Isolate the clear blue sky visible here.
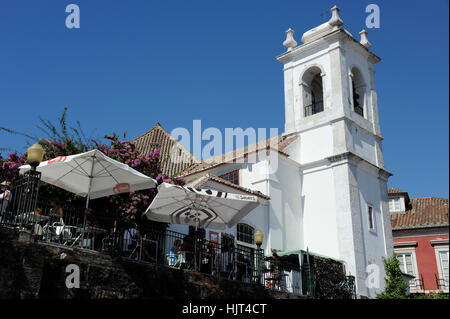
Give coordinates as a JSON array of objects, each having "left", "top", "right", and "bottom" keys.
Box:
[{"left": 0, "top": 0, "right": 448, "bottom": 198}]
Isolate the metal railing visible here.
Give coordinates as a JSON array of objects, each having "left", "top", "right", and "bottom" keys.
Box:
[
  {"left": 354, "top": 105, "right": 364, "bottom": 117},
  {"left": 409, "top": 274, "right": 424, "bottom": 291},
  {"left": 304, "top": 101, "right": 324, "bottom": 117},
  {"left": 435, "top": 273, "right": 449, "bottom": 291}
]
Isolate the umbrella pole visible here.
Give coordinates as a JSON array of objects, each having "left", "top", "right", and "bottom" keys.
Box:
[
  {"left": 80, "top": 155, "right": 95, "bottom": 248},
  {"left": 79, "top": 192, "right": 90, "bottom": 248}
]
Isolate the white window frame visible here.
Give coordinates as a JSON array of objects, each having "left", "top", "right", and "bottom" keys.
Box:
[
  {"left": 367, "top": 205, "right": 376, "bottom": 233},
  {"left": 389, "top": 197, "right": 402, "bottom": 212},
  {"left": 433, "top": 244, "right": 449, "bottom": 291},
  {"left": 235, "top": 223, "right": 257, "bottom": 249},
  {"left": 394, "top": 247, "right": 420, "bottom": 291}
]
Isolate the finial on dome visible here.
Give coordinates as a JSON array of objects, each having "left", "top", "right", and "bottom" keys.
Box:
[
  {"left": 359, "top": 29, "right": 372, "bottom": 48},
  {"left": 328, "top": 5, "right": 343, "bottom": 27},
  {"left": 283, "top": 28, "right": 297, "bottom": 51}
]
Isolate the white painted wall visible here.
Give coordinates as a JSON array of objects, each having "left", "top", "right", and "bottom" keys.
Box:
[
  {"left": 301, "top": 164, "right": 339, "bottom": 259},
  {"left": 352, "top": 126, "right": 377, "bottom": 167},
  {"left": 267, "top": 155, "right": 303, "bottom": 253},
  {"left": 299, "top": 124, "right": 333, "bottom": 164},
  {"left": 354, "top": 164, "right": 389, "bottom": 297}
]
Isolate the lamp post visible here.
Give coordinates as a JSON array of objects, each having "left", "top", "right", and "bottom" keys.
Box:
[
  {"left": 254, "top": 229, "right": 264, "bottom": 285},
  {"left": 27, "top": 142, "right": 45, "bottom": 171},
  {"left": 19, "top": 142, "right": 45, "bottom": 226}
]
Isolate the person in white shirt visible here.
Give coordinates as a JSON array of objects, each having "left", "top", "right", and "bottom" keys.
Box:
[{"left": 0, "top": 181, "right": 12, "bottom": 214}]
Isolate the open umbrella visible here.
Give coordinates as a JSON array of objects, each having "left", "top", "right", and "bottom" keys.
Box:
[
  {"left": 142, "top": 182, "right": 259, "bottom": 230},
  {"left": 19, "top": 149, "right": 157, "bottom": 246}
]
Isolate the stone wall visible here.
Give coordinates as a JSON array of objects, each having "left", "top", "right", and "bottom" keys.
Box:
[{"left": 0, "top": 227, "right": 304, "bottom": 299}]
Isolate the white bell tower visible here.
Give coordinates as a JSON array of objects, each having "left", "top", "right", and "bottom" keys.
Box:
[{"left": 277, "top": 6, "right": 394, "bottom": 298}]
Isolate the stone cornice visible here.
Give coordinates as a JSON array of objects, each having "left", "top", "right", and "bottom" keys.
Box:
[
  {"left": 326, "top": 151, "right": 392, "bottom": 179},
  {"left": 430, "top": 239, "right": 449, "bottom": 246},
  {"left": 394, "top": 241, "right": 418, "bottom": 248}
]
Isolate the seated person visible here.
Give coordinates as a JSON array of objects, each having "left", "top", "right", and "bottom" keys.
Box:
[
  {"left": 43, "top": 198, "right": 65, "bottom": 242},
  {"left": 243, "top": 255, "right": 253, "bottom": 277},
  {"left": 236, "top": 253, "right": 246, "bottom": 281},
  {"left": 179, "top": 235, "right": 194, "bottom": 266},
  {"left": 86, "top": 208, "right": 98, "bottom": 228},
  {"left": 123, "top": 223, "right": 140, "bottom": 252},
  {"left": 48, "top": 198, "right": 64, "bottom": 220}
]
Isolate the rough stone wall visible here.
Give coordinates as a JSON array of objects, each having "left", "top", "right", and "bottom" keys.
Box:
[{"left": 0, "top": 227, "right": 303, "bottom": 299}]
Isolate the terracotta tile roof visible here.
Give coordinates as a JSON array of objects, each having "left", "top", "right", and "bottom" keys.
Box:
[
  {"left": 388, "top": 187, "right": 407, "bottom": 194},
  {"left": 388, "top": 187, "right": 411, "bottom": 205},
  {"left": 188, "top": 173, "right": 271, "bottom": 201},
  {"left": 180, "top": 135, "right": 298, "bottom": 177},
  {"left": 390, "top": 197, "right": 449, "bottom": 230},
  {"left": 133, "top": 123, "right": 198, "bottom": 177}
]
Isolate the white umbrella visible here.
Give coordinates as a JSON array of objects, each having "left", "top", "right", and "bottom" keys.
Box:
[
  {"left": 19, "top": 149, "right": 157, "bottom": 245},
  {"left": 143, "top": 183, "right": 260, "bottom": 230}
]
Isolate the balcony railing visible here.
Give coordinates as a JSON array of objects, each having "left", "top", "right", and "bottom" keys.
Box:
[
  {"left": 435, "top": 273, "right": 449, "bottom": 291},
  {"left": 354, "top": 104, "right": 364, "bottom": 117},
  {"left": 304, "top": 101, "right": 324, "bottom": 117},
  {"left": 409, "top": 274, "right": 424, "bottom": 291}
]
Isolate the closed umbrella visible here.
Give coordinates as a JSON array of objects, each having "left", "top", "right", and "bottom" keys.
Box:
[{"left": 19, "top": 149, "right": 157, "bottom": 246}]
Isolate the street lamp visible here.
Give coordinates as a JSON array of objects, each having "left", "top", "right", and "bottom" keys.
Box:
[
  {"left": 27, "top": 142, "right": 45, "bottom": 171},
  {"left": 18, "top": 142, "right": 45, "bottom": 227},
  {"left": 254, "top": 229, "right": 264, "bottom": 248},
  {"left": 254, "top": 229, "right": 264, "bottom": 285}
]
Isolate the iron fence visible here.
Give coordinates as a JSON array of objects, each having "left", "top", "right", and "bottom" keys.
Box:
[{"left": 1, "top": 171, "right": 41, "bottom": 227}]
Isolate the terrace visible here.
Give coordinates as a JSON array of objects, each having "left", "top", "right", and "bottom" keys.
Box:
[{"left": 0, "top": 167, "right": 313, "bottom": 297}]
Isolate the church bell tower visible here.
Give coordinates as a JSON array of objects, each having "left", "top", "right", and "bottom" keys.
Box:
[{"left": 277, "top": 5, "right": 394, "bottom": 298}]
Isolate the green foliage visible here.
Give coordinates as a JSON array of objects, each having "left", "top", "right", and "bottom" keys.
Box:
[
  {"left": 93, "top": 134, "right": 183, "bottom": 226},
  {"left": 36, "top": 106, "right": 97, "bottom": 152},
  {"left": 376, "top": 256, "right": 408, "bottom": 299},
  {"left": 411, "top": 291, "right": 449, "bottom": 299},
  {"left": 1, "top": 107, "right": 99, "bottom": 152},
  {"left": 310, "top": 256, "right": 353, "bottom": 299}
]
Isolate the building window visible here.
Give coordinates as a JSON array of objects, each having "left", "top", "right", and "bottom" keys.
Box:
[
  {"left": 438, "top": 250, "right": 449, "bottom": 290},
  {"left": 220, "top": 170, "right": 239, "bottom": 185},
  {"left": 389, "top": 197, "right": 401, "bottom": 212},
  {"left": 302, "top": 66, "right": 324, "bottom": 117},
  {"left": 367, "top": 205, "right": 375, "bottom": 231},
  {"left": 350, "top": 67, "right": 366, "bottom": 117},
  {"left": 396, "top": 252, "right": 418, "bottom": 289},
  {"left": 237, "top": 223, "right": 254, "bottom": 245},
  {"left": 397, "top": 253, "right": 415, "bottom": 275}
]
